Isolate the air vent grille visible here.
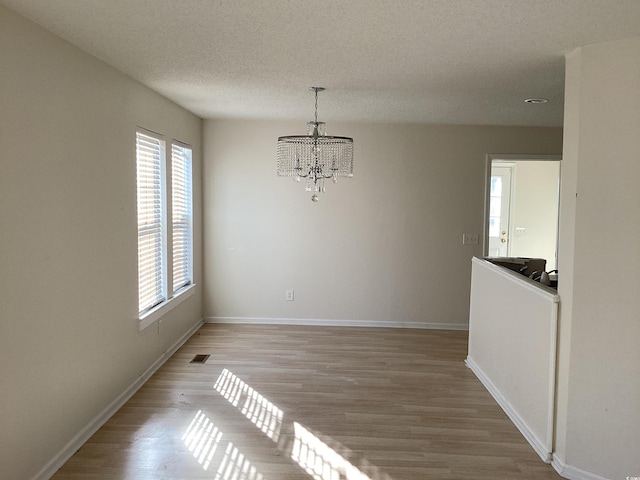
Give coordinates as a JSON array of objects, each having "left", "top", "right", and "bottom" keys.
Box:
[{"left": 190, "top": 354, "right": 210, "bottom": 364}]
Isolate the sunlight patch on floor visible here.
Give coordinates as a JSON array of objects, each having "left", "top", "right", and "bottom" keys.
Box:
[
  {"left": 291, "top": 422, "right": 372, "bottom": 480},
  {"left": 182, "top": 410, "right": 224, "bottom": 470},
  {"left": 204, "top": 368, "right": 380, "bottom": 480},
  {"left": 214, "top": 368, "right": 284, "bottom": 441},
  {"left": 215, "top": 442, "right": 265, "bottom": 480}
]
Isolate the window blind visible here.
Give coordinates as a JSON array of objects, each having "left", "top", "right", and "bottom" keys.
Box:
[
  {"left": 136, "top": 131, "right": 166, "bottom": 314},
  {"left": 171, "top": 143, "right": 193, "bottom": 292}
]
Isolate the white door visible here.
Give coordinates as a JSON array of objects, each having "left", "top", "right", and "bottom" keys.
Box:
[{"left": 487, "top": 166, "right": 513, "bottom": 256}]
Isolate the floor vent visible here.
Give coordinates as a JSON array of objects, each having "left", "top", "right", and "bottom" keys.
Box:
[{"left": 190, "top": 354, "right": 210, "bottom": 364}]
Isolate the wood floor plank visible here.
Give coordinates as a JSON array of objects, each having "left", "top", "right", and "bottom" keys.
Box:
[{"left": 52, "top": 324, "right": 563, "bottom": 479}]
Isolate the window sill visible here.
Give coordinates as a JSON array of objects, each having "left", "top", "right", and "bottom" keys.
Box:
[{"left": 138, "top": 284, "right": 196, "bottom": 331}]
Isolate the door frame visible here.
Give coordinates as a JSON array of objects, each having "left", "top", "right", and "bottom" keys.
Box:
[
  {"left": 488, "top": 163, "right": 515, "bottom": 257},
  {"left": 483, "top": 154, "right": 562, "bottom": 258}
]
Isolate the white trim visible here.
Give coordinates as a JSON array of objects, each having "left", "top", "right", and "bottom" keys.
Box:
[
  {"left": 465, "top": 355, "right": 551, "bottom": 463},
  {"left": 203, "top": 316, "right": 469, "bottom": 330},
  {"left": 552, "top": 454, "right": 610, "bottom": 480},
  {"left": 33, "top": 318, "right": 204, "bottom": 480},
  {"left": 138, "top": 283, "right": 196, "bottom": 331}
]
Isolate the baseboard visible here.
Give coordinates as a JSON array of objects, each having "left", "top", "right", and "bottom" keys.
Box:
[
  {"left": 552, "top": 455, "right": 610, "bottom": 480},
  {"left": 465, "top": 355, "right": 551, "bottom": 463},
  {"left": 203, "top": 316, "right": 468, "bottom": 330},
  {"left": 33, "top": 318, "right": 204, "bottom": 480}
]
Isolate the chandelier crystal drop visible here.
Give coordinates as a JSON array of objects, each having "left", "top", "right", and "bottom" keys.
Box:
[{"left": 277, "top": 87, "right": 354, "bottom": 201}]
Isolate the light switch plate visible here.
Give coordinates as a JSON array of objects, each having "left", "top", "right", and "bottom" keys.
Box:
[{"left": 462, "top": 233, "right": 479, "bottom": 245}]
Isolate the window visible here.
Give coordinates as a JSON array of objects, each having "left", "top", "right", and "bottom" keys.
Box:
[
  {"left": 136, "top": 130, "right": 166, "bottom": 314},
  {"left": 171, "top": 142, "right": 193, "bottom": 292},
  {"left": 136, "top": 129, "right": 194, "bottom": 329}
]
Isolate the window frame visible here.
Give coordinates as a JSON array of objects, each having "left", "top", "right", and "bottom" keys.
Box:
[{"left": 136, "top": 128, "right": 195, "bottom": 331}]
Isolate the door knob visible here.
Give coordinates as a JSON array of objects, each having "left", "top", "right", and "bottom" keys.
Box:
[{"left": 501, "top": 238, "right": 507, "bottom": 243}]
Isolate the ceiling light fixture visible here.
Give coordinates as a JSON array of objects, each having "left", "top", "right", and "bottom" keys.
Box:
[
  {"left": 524, "top": 98, "right": 549, "bottom": 104},
  {"left": 277, "top": 87, "right": 353, "bottom": 202}
]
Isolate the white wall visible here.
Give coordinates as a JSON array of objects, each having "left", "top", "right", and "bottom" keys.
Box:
[
  {"left": 203, "top": 120, "right": 562, "bottom": 328},
  {"left": 508, "top": 161, "right": 560, "bottom": 270},
  {"left": 0, "top": 7, "right": 202, "bottom": 479},
  {"left": 467, "top": 258, "right": 559, "bottom": 462},
  {"left": 556, "top": 37, "right": 640, "bottom": 478}
]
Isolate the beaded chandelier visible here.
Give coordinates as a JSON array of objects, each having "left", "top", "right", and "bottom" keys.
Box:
[{"left": 277, "top": 87, "right": 354, "bottom": 202}]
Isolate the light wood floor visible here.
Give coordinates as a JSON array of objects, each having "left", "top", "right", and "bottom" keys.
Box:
[{"left": 53, "top": 324, "right": 563, "bottom": 479}]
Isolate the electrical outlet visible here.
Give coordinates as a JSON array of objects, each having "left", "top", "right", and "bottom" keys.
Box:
[
  {"left": 285, "top": 289, "right": 295, "bottom": 301},
  {"left": 462, "top": 233, "right": 479, "bottom": 245}
]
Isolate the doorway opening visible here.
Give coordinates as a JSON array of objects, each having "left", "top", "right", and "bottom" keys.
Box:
[{"left": 484, "top": 155, "right": 561, "bottom": 271}]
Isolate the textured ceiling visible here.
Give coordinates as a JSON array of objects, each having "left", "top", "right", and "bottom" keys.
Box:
[{"left": 3, "top": 0, "right": 640, "bottom": 126}]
